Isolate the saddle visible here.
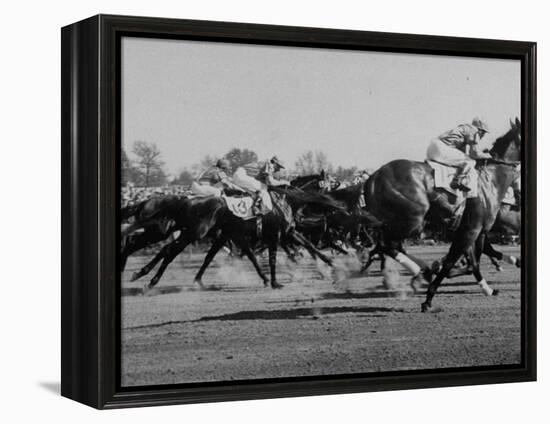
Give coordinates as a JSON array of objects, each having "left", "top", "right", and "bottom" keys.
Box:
[
  {"left": 426, "top": 160, "right": 478, "bottom": 199},
  {"left": 426, "top": 160, "right": 472, "bottom": 231}
]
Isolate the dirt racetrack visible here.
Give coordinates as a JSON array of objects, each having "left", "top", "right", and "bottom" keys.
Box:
[{"left": 121, "top": 244, "right": 521, "bottom": 387}]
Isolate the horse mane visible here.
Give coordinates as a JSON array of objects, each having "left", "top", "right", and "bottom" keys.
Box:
[
  {"left": 269, "top": 186, "right": 346, "bottom": 213},
  {"left": 328, "top": 183, "right": 363, "bottom": 210},
  {"left": 489, "top": 118, "right": 521, "bottom": 160},
  {"left": 290, "top": 173, "right": 323, "bottom": 189}
]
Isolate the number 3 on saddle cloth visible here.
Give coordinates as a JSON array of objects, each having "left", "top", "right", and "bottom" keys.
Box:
[
  {"left": 222, "top": 195, "right": 258, "bottom": 220},
  {"left": 426, "top": 160, "right": 479, "bottom": 229},
  {"left": 222, "top": 191, "right": 293, "bottom": 237}
]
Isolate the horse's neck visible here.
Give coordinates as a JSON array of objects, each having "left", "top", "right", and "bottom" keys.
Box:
[
  {"left": 298, "top": 178, "right": 318, "bottom": 191},
  {"left": 479, "top": 165, "right": 517, "bottom": 213}
]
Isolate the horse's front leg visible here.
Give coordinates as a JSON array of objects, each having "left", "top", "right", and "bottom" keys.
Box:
[
  {"left": 422, "top": 252, "right": 460, "bottom": 312},
  {"left": 193, "top": 235, "right": 229, "bottom": 289},
  {"left": 144, "top": 235, "right": 192, "bottom": 293},
  {"left": 268, "top": 240, "right": 283, "bottom": 289},
  {"left": 474, "top": 234, "right": 499, "bottom": 296},
  {"left": 238, "top": 242, "right": 270, "bottom": 287}
]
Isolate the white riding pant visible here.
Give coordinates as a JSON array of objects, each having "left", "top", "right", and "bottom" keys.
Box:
[
  {"left": 191, "top": 181, "right": 222, "bottom": 197},
  {"left": 427, "top": 139, "right": 476, "bottom": 178},
  {"left": 232, "top": 167, "right": 272, "bottom": 210}
]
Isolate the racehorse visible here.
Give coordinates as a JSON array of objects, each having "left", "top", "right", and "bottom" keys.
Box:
[
  {"left": 121, "top": 195, "right": 188, "bottom": 272},
  {"left": 291, "top": 170, "right": 331, "bottom": 193},
  {"left": 363, "top": 118, "right": 521, "bottom": 311},
  {"left": 292, "top": 174, "right": 379, "bottom": 251},
  {"left": 129, "top": 188, "right": 344, "bottom": 292}
]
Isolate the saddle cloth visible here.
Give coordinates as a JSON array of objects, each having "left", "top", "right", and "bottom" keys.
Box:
[
  {"left": 426, "top": 160, "right": 478, "bottom": 199},
  {"left": 222, "top": 194, "right": 273, "bottom": 220},
  {"left": 223, "top": 196, "right": 255, "bottom": 219}
]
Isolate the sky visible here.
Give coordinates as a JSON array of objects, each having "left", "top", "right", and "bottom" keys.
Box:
[{"left": 122, "top": 37, "right": 521, "bottom": 177}]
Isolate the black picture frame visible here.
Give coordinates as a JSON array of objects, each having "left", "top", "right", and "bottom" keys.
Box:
[{"left": 61, "top": 14, "right": 537, "bottom": 409}]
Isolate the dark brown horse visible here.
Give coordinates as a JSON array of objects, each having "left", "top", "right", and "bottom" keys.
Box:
[
  {"left": 129, "top": 188, "right": 342, "bottom": 292},
  {"left": 363, "top": 119, "right": 521, "bottom": 310},
  {"left": 121, "top": 195, "right": 189, "bottom": 272}
]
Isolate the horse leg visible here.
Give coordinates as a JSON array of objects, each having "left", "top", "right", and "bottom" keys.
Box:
[
  {"left": 422, "top": 217, "right": 486, "bottom": 311},
  {"left": 121, "top": 229, "right": 166, "bottom": 273},
  {"left": 238, "top": 242, "right": 270, "bottom": 287},
  {"left": 193, "top": 234, "right": 230, "bottom": 289},
  {"left": 291, "top": 230, "right": 333, "bottom": 266},
  {"left": 361, "top": 243, "right": 381, "bottom": 273},
  {"left": 145, "top": 235, "right": 193, "bottom": 292},
  {"left": 130, "top": 239, "right": 177, "bottom": 282},
  {"left": 268, "top": 240, "right": 283, "bottom": 289},
  {"left": 378, "top": 241, "right": 428, "bottom": 293},
  {"left": 421, "top": 249, "right": 462, "bottom": 312},
  {"left": 474, "top": 233, "right": 499, "bottom": 296},
  {"left": 483, "top": 237, "right": 520, "bottom": 268},
  {"left": 280, "top": 240, "right": 299, "bottom": 263}
]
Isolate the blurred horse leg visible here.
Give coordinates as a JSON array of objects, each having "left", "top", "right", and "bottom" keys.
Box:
[
  {"left": 193, "top": 234, "right": 230, "bottom": 289},
  {"left": 146, "top": 234, "right": 193, "bottom": 291}
]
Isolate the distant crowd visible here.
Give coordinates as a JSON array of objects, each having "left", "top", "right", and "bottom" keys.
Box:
[
  {"left": 122, "top": 184, "right": 190, "bottom": 207},
  {"left": 121, "top": 169, "right": 372, "bottom": 208}
]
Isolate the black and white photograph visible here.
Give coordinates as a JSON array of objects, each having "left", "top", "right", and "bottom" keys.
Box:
[{"left": 120, "top": 36, "right": 523, "bottom": 387}]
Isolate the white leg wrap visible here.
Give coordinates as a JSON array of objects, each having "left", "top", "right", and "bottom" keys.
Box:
[
  {"left": 478, "top": 278, "right": 494, "bottom": 296},
  {"left": 395, "top": 253, "right": 421, "bottom": 276},
  {"left": 505, "top": 256, "right": 518, "bottom": 266}
]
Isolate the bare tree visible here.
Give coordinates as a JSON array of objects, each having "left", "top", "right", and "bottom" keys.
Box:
[
  {"left": 132, "top": 141, "right": 167, "bottom": 187},
  {"left": 224, "top": 148, "right": 258, "bottom": 171},
  {"left": 294, "top": 150, "right": 333, "bottom": 175}
]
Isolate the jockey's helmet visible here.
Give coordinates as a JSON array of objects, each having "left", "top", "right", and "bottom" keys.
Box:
[
  {"left": 216, "top": 158, "right": 231, "bottom": 171},
  {"left": 472, "top": 117, "right": 490, "bottom": 133},
  {"left": 270, "top": 156, "right": 285, "bottom": 169}
]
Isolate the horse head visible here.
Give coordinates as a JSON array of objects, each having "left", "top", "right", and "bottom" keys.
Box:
[
  {"left": 291, "top": 171, "right": 331, "bottom": 193},
  {"left": 490, "top": 117, "right": 521, "bottom": 162}
]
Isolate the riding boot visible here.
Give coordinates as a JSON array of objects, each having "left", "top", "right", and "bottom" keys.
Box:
[
  {"left": 450, "top": 174, "right": 471, "bottom": 192},
  {"left": 252, "top": 191, "right": 262, "bottom": 215}
]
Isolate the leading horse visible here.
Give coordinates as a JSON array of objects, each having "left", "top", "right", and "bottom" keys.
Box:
[{"left": 364, "top": 118, "right": 521, "bottom": 310}]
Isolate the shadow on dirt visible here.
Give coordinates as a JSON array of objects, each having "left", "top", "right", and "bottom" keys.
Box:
[
  {"left": 197, "top": 305, "right": 404, "bottom": 322},
  {"left": 122, "top": 285, "right": 183, "bottom": 296},
  {"left": 320, "top": 291, "right": 413, "bottom": 300}
]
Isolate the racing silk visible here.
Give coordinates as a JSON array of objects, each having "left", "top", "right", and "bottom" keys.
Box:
[
  {"left": 438, "top": 123, "right": 480, "bottom": 152},
  {"left": 197, "top": 166, "right": 227, "bottom": 186}
]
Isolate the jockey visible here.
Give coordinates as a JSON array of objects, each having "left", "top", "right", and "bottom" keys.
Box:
[
  {"left": 233, "top": 156, "right": 290, "bottom": 213},
  {"left": 427, "top": 117, "right": 491, "bottom": 192},
  {"left": 191, "top": 159, "right": 242, "bottom": 197}
]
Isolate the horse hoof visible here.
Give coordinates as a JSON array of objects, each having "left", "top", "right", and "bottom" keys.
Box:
[
  {"left": 271, "top": 282, "right": 284, "bottom": 289},
  {"left": 262, "top": 279, "right": 270, "bottom": 287},
  {"left": 194, "top": 280, "right": 206, "bottom": 290},
  {"left": 516, "top": 259, "right": 521, "bottom": 268},
  {"left": 496, "top": 266, "right": 503, "bottom": 272},
  {"left": 142, "top": 284, "right": 151, "bottom": 295},
  {"left": 492, "top": 289, "right": 500, "bottom": 296},
  {"left": 130, "top": 272, "right": 140, "bottom": 282},
  {"left": 421, "top": 302, "right": 431, "bottom": 313}
]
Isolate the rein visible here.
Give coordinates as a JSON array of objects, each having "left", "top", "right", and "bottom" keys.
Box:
[{"left": 476, "top": 158, "right": 520, "bottom": 168}]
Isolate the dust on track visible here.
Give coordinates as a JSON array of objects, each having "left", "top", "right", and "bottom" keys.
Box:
[{"left": 121, "top": 245, "right": 522, "bottom": 387}]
